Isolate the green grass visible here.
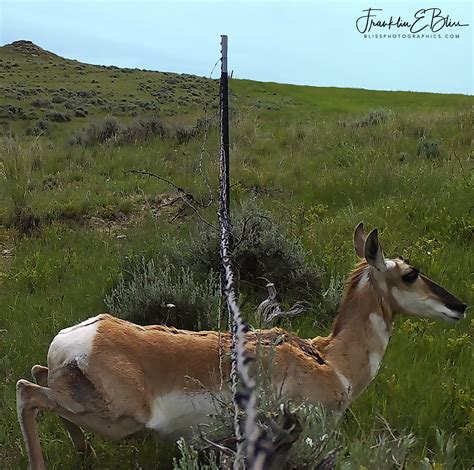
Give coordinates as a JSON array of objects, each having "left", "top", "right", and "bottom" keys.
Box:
[{"left": 0, "top": 40, "right": 473, "bottom": 468}]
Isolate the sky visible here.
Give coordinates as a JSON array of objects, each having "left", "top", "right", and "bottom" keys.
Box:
[{"left": 0, "top": 0, "right": 472, "bottom": 94}]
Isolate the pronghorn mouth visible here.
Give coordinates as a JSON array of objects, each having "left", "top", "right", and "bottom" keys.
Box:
[{"left": 443, "top": 311, "right": 465, "bottom": 322}]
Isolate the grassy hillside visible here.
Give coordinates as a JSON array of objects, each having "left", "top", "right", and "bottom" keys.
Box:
[{"left": 0, "top": 40, "right": 472, "bottom": 468}]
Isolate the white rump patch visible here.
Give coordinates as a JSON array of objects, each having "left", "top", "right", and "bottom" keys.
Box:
[
  {"left": 369, "top": 313, "right": 389, "bottom": 350},
  {"left": 58, "top": 315, "right": 102, "bottom": 334},
  {"left": 48, "top": 315, "right": 101, "bottom": 370},
  {"left": 146, "top": 392, "right": 222, "bottom": 437}
]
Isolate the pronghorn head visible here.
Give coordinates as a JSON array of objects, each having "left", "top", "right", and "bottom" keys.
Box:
[{"left": 353, "top": 223, "right": 467, "bottom": 323}]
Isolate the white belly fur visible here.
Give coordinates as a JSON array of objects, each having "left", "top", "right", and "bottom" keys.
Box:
[{"left": 146, "top": 391, "right": 224, "bottom": 437}]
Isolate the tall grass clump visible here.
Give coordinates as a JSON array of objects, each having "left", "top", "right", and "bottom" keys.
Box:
[
  {"left": 104, "top": 255, "right": 220, "bottom": 330},
  {"left": 24, "top": 119, "right": 50, "bottom": 137},
  {"left": 417, "top": 137, "right": 441, "bottom": 159},
  {"left": 0, "top": 138, "right": 40, "bottom": 233},
  {"left": 68, "top": 115, "right": 122, "bottom": 146}
]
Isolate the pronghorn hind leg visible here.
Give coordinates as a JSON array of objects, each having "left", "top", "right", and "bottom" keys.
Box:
[
  {"left": 31, "top": 365, "right": 94, "bottom": 457},
  {"left": 16, "top": 379, "right": 56, "bottom": 470}
]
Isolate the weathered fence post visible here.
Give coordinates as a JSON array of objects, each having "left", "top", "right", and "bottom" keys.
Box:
[
  {"left": 220, "top": 34, "right": 231, "bottom": 214},
  {"left": 218, "top": 35, "right": 268, "bottom": 470}
]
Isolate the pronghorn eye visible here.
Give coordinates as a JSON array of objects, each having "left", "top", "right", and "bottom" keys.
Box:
[{"left": 401, "top": 269, "right": 419, "bottom": 284}]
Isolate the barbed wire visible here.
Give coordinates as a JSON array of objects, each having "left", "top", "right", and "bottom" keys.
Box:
[
  {"left": 218, "top": 59, "right": 270, "bottom": 467},
  {"left": 218, "top": 189, "right": 260, "bottom": 468},
  {"left": 197, "top": 57, "right": 221, "bottom": 208}
]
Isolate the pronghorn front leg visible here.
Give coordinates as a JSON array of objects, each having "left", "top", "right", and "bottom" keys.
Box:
[
  {"left": 16, "top": 379, "right": 57, "bottom": 470},
  {"left": 31, "top": 365, "right": 93, "bottom": 456}
]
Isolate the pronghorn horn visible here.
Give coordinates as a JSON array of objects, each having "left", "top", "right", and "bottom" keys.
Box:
[{"left": 353, "top": 222, "right": 366, "bottom": 258}]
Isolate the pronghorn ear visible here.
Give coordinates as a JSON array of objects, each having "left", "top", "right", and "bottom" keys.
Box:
[
  {"left": 353, "top": 222, "right": 366, "bottom": 258},
  {"left": 364, "top": 229, "right": 386, "bottom": 271}
]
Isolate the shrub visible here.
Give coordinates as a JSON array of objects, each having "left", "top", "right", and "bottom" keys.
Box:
[
  {"left": 319, "top": 273, "right": 344, "bottom": 319},
  {"left": 119, "top": 116, "right": 168, "bottom": 144},
  {"left": 0, "top": 104, "right": 27, "bottom": 120},
  {"left": 104, "top": 256, "right": 220, "bottom": 330},
  {"left": 51, "top": 94, "right": 66, "bottom": 104},
  {"left": 31, "top": 98, "right": 52, "bottom": 108},
  {"left": 174, "top": 125, "right": 198, "bottom": 144},
  {"left": 45, "top": 111, "right": 71, "bottom": 123},
  {"left": 68, "top": 115, "right": 122, "bottom": 146},
  {"left": 74, "top": 109, "right": 87, "bottom": 118},
  {"left": 340, "top": 108, "right": 390, "bottom": 128},
  {"left": 64, "top": 101, "right": 77, "bottom": 110},
  {"left": 418, "top": 137, "right": 441, "bottom": 159},
  {"left": 77, "top": 90, "right": 95, "bottom": 98},
  {"left": 68, "top": 116, "right": 168, "bottom": 146},
  {"left": 184, "top": 200, "right": 321, "bottom": 301},
  {"left": 25, "top": 119, "right": 50, "bottom": 136}
]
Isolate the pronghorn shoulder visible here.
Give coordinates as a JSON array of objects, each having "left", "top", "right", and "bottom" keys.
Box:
[{"left": 253, "top": 328, "right": 326, "bottom": 365}]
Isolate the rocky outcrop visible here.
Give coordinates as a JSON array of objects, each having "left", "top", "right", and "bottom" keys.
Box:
[{"left": 2, "top": 40, "right": 58, "bottom": 58}]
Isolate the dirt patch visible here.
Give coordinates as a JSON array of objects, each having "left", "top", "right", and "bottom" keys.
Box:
[{"left": 86, "top": 192, "right": 193, "bottom": 236}]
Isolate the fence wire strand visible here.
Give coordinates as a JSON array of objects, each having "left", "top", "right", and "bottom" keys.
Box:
[{"left": 218, "top": 52, "right": 269, "bottom": 469}]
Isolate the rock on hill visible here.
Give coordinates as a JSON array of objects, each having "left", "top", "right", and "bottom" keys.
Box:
[{"left": 2, "top": 40, "right": 59, "bottom": 58}]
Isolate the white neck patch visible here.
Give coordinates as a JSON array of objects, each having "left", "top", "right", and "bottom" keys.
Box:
[
  {"left": 333, "top": 367, "right": 352, "bottom": 399},
  {"left": 372, "top": 270, "right": 388, "bottom": 293},
  {"left": 369, "top": 351, "right": 383, "bottom": 380},
  {"left": 358, "top": 269, "right": 370, "bottom": 290},
  {"left": 369, "top": 313, "right": 390, "bottom": 350},
  {"left": 367, "top": 313, "right": 390, "bottom": 380}
]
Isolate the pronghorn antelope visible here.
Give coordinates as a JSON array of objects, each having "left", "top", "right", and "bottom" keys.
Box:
[{"left": 17, "top": 224, "right": 467, "bottom": 469}]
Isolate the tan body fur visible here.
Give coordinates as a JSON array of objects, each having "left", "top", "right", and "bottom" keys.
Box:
[{"left": 16, "top": 224, "right": 466, "bottom": 469}]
